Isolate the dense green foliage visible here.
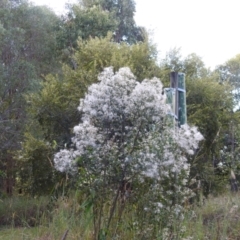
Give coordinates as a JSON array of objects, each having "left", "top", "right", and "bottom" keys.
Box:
[
  {"left": 57, "top": 0, "right": 144, "bottom": 67},
  {"left": 218, "top": 54, "right": 240, "bottom": 107},
  {"left": 0, "top": 0, "right": 61, "bottom": 194},
  {"left": 78, "top": 0, "right": 144, "bottom": 43},
  {"left": 1, "top": 1, "right": 240, "bottom": 237},
  {"left": 0, "top": 0, "right": 60, "bottom": 152}
]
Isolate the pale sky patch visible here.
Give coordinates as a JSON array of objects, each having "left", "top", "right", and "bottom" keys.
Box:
[{"left": 31, "top": 0, "right": 240, "bottom": 69}]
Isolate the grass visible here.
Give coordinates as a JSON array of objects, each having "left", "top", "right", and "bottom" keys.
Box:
[
  {"left": 181, "top": 193, "right": 240, "bottom": 240},
  {"left": 0, "top": 196, "right": 49, "bottom": 228},
  {"left": 1, "top": 192, "right": 240, "bottom": 239},
  {"left": 0, "top": 226, "right": 50, "bottom": 240}
]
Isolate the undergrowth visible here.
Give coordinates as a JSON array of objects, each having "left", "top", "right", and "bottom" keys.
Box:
[{"left": 1, "top": 192, "right": 240, "bottom": 239}]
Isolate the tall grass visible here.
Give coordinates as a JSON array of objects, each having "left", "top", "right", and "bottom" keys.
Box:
[
  {"left": 0, "top": 196, "right": 49, "bottom": 228},
  {"left": 181, "top": 193, "right": 240, "bottom": 240},
  {"left": 1, "top": 192, "right": 240, "bottom": 239}
]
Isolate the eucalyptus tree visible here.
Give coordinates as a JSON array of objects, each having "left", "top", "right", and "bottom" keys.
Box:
[
  {"left": 159, "top": 48, "right": 209, "bottom": 85},
  {"left": 187, "top": 74, "right": 233, "bottom": 195},
  {"left": 216, "top": 54, "right": 240, "bottom": 192},
  {"left": 217, "top": 54, "right": 240, "bottom": 108},
  {"left": 0, "top": 0, "right": 61, "bottom": 194},
  {"left": 57, "top": 3, "right": 117, "bottom": 50},
  {"left": 57, "top": 0, "right": 144, "bottom": 56},
  {"left": 0, "top": 0, "right": 60, "bottom": 148},
  {"left": 80, "top": 0, "right": 144, "bottom": 43}
]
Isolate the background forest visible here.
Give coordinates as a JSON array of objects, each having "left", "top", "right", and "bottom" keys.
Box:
[{"left": 1, "top": 0, "right": 240, "bottom": 239}]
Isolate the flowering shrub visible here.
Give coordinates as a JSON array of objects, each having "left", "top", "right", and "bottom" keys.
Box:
[{"left": 54, "top": 67, "right": 203, "bottom": 238}]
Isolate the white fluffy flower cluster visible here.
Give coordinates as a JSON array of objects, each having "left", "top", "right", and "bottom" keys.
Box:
[
  {"left": 54, "top": 149, "right": 76, "bottom": 173},
  {"left": 54, "top": 67, "right": 203, "bottom": 203},
  {"left": 177, "top": 124, "right": 204, "bottom": 155}
]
